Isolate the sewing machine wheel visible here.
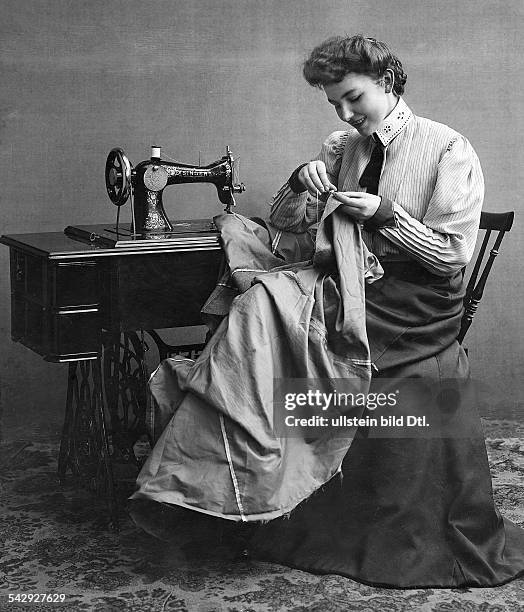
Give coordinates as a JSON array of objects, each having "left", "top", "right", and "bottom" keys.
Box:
[{"left": 105, "top": 148, "right": 132, "bottom": 206}]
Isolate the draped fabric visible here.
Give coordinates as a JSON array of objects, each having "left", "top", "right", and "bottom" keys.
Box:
[
  {"left": 250, "top": 342, "right": 524, "bottom": 588},
  {"left": 130, "top": 209, "right": 524, "bottom": 588},
  {"left": 130, "top": 207, "right": 383, "bottom": 521}
]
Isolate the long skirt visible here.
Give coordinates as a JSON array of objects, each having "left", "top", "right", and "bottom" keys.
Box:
[
  {"left": 130, "top": 230, "right": 524, "bottom": 588},
  {"left": 249, "top": 340, "right": 524, "bottom": 588},
  {"left": 248, "top": 261, "right": 524, "bottom": 588}
]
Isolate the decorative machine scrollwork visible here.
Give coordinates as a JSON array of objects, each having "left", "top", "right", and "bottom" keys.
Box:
[
  {"left": 57, "top": 359, "right": 119, "bottom": 529},
  {"left": 145, "top": 329, "right": 206, "bottom": 362},
  {"left": 57, "top": 329, "right": 209, "bottom": 531},
  {"left": 102, "top": 332, "right": 150, "bottom": 466}
]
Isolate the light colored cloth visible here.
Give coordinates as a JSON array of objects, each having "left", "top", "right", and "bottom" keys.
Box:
[
  {"left": 131, "top": 208, "right": 382, "bottom": 522},
  {"left": 269, "top": 97, "right": 484, "bottom": 276}
]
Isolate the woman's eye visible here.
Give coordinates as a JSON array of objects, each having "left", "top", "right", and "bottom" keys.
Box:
[{"left": 348, "top": 94, "right": 362, "bottom": 103}]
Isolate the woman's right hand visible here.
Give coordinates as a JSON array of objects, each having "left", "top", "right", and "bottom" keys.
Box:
[{"left": 298, "top": 161, "right": 337, "bottom": 197}]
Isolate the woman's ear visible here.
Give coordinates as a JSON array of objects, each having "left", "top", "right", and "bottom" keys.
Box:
[{"left": 384, "top": 69, "right": 395, "bottom": 94}]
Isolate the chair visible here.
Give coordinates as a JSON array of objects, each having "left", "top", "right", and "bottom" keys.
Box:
[{"left": 457, "top": 211, "right": 514, "bottom": 344}]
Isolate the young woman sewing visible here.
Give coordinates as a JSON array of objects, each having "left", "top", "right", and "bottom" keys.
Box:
[
  {"left": 130, "top": 35, "right": 524, "bottom": 588},
  {"left": 248, "top": 34, "right": 524, "bottom": 588}
]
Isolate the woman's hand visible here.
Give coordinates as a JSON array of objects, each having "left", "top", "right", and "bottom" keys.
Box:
[
  {"left": 332, "top": 191, "right": 381, "bottom": 221},
  {"left": 298, "top": 161, "right": 337, "bottom": 196}
]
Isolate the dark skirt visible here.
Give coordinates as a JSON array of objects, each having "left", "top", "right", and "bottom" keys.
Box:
[
  {"left": 364, "top": 259, "right": 466, "bottom": 372},
  {"left": 249, "top": 262, "right": 524, "bottom": 588},
  {"left": 130, "top": 254, "right": 524, "bottom": 588}
]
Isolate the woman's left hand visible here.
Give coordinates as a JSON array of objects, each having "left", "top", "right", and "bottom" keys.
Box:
[{"left": 332, "top": 191, "right": 381, "bottom": 221}]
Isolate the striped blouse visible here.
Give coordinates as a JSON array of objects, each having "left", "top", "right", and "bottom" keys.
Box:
[{"left": 268, "top": 97, "right": 484, "bottom": 276}]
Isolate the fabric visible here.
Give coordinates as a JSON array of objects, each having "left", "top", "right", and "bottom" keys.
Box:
[
  {"left": 246, "top": 98, "right": 524, "bottom": 586},
  {"left": 250, "top": 342, "right": 524, "bottom": 588},
  {"left": 362, "top": 195, "right": 395, "bottom": 231},
  {"left": 130, "top": 211, "right": 383, "bottom": 521},
  {"left": 130, "top": 95, "right": 524, "bottom": 588},
  {"left": 365, "top": 259, "right": 466, "bottom": 371},
  {"left": 269, "top": 97, "right": 484, "bottom": 276},
  {"left": 288, "top": 162, "right": 309, "bottom": 194}
]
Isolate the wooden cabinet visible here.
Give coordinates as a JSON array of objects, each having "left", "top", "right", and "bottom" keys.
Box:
[
  {"left": 9, "top": 250, "right": 102, "bottom": 361},
  {"left": 1, "top": 226, "right": 223, "bottom": 362},
  {"left": 101, "top": 250, "right": 222, "bottom": 332}
]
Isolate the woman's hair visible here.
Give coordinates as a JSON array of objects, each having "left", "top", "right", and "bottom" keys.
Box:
[{"left": 303, "top": 34, "right": 407, "bottom": 96}]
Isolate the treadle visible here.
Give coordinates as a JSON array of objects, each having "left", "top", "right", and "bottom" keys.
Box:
[
  {"left": 57, "top": 330, "right": 208, "bottom": 530},
  {"left": 58, "top": 359, "right": 119, "bottom": 530}
]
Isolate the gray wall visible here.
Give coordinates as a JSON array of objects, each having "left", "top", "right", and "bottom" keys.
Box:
[{"left": 1, "top": 0, "right": 523, "bottom": 434}]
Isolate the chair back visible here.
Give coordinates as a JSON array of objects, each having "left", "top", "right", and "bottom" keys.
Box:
[{"left": 457, "top": 211, "right": 514, "bottom": 344}]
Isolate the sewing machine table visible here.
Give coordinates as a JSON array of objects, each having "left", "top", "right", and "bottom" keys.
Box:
[{"left": 1, "top": 224, "right": 223, "bottom": 529}]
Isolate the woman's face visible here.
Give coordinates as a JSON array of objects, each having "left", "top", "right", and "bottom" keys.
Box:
[{"left": 323, "top": 72, "right": 396, "bottom": 136}]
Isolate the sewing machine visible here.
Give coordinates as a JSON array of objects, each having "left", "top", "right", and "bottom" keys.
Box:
[
  {"left": 65, "top": 145, "right": 245, "bottom": 247},
  {"left": 1, "top": 143, "right": 246, "bottom": 528}
]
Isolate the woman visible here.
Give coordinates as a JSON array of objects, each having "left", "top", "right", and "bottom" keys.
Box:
[
  {"left": 131, "top": 35, "right": 524, "bottom": 588},
  {"left": 248, "top": 34, "right": 524, "bottom": 588}
]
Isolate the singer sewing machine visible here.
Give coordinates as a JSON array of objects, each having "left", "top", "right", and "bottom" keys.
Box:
[
  {"left": 1, "top": 143, "right": 246, "bottom": 529},
  {"left": 65, "top": 145, "right": 245, "bottom": 246}
]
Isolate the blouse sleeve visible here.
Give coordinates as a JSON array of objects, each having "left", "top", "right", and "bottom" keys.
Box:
[
  {"left": 380, "top": 135, "right": 484, "bottom": 275},
  {"left": 268, "top": 131, "right": 349, "bottom": 233}
]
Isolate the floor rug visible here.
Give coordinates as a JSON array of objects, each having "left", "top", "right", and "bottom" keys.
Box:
[{"left": 0, "top": 418, "right": 523, "bottom": 611}]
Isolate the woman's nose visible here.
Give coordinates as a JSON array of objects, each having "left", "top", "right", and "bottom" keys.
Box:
[{"left": 338, "top": 104, "right": 353, "bottom": 122}]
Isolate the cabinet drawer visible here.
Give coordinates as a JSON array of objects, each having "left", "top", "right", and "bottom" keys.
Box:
[
  {"left": 9, "top": 248, "right": 103, "bottom": 361},
  {"left": 48, "top": 310, "right": 101, "bottom": 360},
  {"left": 11, "top": 298, "right": 101, "bottom": 361},
  {"left": 53, "top": 261, "right": 99, "bottom": 307}
]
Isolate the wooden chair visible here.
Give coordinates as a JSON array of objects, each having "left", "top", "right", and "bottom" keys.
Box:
[{"left": 457, "top": 211, "right": 514, "bottom": 344}]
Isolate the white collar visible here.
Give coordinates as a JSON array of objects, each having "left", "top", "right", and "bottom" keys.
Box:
[{"left": 374, "top": 97, "right": 412, "bottom": 147}]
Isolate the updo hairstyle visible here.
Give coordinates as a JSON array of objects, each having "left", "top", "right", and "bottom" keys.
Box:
[{"left": 303, "top": 34, "right": 407, "bottom": 96}]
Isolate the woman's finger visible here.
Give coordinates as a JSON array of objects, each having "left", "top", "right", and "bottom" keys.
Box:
[
  {"left": 302, "top": 164, "right": 325, "bottom": 194},
  {"left": 343, "top": 191, "right": 367, "bottom": 198},
  {"left": 315, "top": 164, "right": 337, "bottom": 192},
  {"left": 332, "top": 192, "right": 354, "bottom": 204},
  {"left": 333, "top": 191, "right": 365, "bottom": 199},
  {"left": 333, "top": 193, "right": 368, "bottom": 208}
]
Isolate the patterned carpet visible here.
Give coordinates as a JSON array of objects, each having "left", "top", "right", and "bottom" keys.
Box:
[{"left": 0, "top": 418, "right": 523, "bottom": 611}]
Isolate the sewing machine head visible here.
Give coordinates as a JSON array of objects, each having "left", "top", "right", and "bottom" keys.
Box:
[{"left": 105, "top": 145, "right": 245, "bottom": 235}]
